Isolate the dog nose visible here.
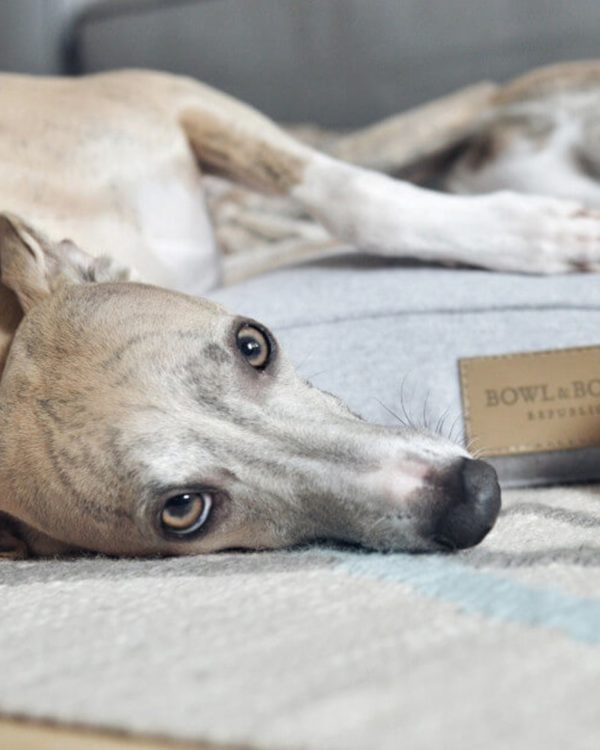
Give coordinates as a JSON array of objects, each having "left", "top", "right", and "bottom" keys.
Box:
[{"left": 433, "top": 458, "right": 501, "bottom": 550}]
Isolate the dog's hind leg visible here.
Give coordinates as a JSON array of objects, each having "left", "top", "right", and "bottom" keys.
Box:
[
  {"left": 327, "top": 82, "right": 497, "bottom": 174},
  {"left": 446, "top": 97, "right": 600, "bottom": 209},
  {"left": 178, "top": 80, "right": 600, "bottom": 273}
]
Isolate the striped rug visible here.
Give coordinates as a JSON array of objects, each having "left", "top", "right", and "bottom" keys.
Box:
[{"left": 1, "top": 483, "right": 599, "bottom": 750}]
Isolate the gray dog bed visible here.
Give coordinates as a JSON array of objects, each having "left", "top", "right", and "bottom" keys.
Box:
[{"left": 210, "top": 256, "right": 600, "bottom": 487}]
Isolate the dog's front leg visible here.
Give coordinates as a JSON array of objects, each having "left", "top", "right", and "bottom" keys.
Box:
[
  {"left": 294, "top": 158, "right": 600, "bottom": 272},
  {"left": 180, "top": 86, "right": 600, "bottom": 274}
]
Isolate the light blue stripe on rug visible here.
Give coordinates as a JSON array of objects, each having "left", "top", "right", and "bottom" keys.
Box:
[{"left": 332, "top": 553, "right": 600, "bottom": 645}]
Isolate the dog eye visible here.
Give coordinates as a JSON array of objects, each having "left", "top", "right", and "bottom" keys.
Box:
[
  {"left": 236, "top": 324, "right": 271, "bottom": 369},
  {"left": 161, "top": 492, "right": 212, "bottom": 536}
]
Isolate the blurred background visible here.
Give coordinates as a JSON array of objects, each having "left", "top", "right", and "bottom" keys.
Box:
[{"left": 1, "top": 0, "right": 600, "bottom": 128}]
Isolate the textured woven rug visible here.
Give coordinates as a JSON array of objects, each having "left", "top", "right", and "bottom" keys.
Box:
[{"left": 2, "top": 483, "right": 600, "bottom": 749}]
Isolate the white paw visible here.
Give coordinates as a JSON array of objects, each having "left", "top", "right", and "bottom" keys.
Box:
[{"left": 481, "top": 192, "right": 600, "bottom": 274}]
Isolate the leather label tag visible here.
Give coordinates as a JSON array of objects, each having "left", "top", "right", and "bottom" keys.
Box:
[{"left": 459, "top": 346, "right": 600, "bottom": 456}]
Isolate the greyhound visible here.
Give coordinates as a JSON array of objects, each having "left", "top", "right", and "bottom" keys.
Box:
[{"left": 0, "top": 61, "right": 598, "bottom": 559}]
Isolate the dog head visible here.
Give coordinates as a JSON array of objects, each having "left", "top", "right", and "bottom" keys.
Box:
[{"left": 0, "top": 214, "right": 500, "bottom": 559}]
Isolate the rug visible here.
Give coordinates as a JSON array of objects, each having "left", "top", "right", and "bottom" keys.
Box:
[{"left": 1, "top": 483, "right": 600, "bottom": 750}]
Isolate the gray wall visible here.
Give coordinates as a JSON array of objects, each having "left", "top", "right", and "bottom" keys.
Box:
[
  {"left": 1, "top": 0, "right": 600, "bottom": 126},
  {"left": 74, "top": 0, "right": 600, "bottom": 126}
]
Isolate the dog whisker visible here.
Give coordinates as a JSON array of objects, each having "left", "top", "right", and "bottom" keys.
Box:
[
  {"left": 294, "top": 352, "right": 315, "bottom": 372},
  {"left": 374, "top": 397, "right": 410, "bottom": 427},
  {"left": 434, "top": 408, "right": 450, "bottom": 437},
  {"left": 399, "top": 374, "right": 418, "bottom": 430},
  {"left": 305, "top": 368, "right": 331, "bottom": 381},
  {"left": 421, "top": 390, "right": 432, "bottom": 432},
  {"left": 447, "top": 413, "right": 463, "bottom": 443},
  {"left": 466, "top": 435, "right": 485, "bottom": 459}
]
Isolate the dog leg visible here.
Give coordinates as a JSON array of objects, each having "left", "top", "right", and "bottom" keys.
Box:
[
  {"left": 327, "top": 81, "right": 497, "bottom": 173},
  {"left": 180, "top": 84, "right": 600, "bottom": 273},
  {"left": 448, "top": 136, "right": 600, "bottom": 208}
]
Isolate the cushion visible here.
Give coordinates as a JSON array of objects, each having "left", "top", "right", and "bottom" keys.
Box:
[{"left": 209, "top": 256, "right": 600, "bottom": 487}]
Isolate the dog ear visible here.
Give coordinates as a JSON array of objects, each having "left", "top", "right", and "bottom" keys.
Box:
[
  {"left": 0, "top": 212, "right": 132, "bottom": 313},
  {"left": 0, "top": 513, "right": 29, "bottom": 560}
]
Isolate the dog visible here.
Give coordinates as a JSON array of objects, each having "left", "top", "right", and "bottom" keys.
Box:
[
  {"left": 214, "top": 60, "right": 600, "bottom": 279},
  {"left": 1, "top": 60, "right": 597, "bottom": 559}
]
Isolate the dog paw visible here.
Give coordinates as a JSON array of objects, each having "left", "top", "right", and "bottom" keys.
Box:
[{"left": 482, "top": 192, "right": 600, "bottom": 273}]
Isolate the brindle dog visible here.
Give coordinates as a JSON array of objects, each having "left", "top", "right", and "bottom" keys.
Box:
[
  {"left": 0, "top": 215, "right": 499, "bottom": 557},
  {"left": 2, "top": 61, "right": 599, "bottom": 558}
]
